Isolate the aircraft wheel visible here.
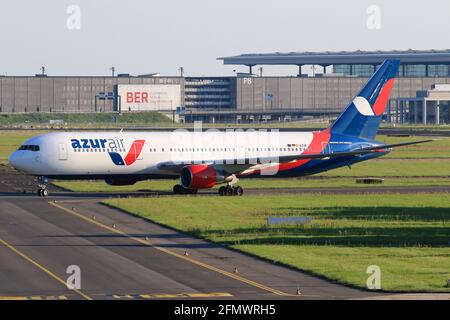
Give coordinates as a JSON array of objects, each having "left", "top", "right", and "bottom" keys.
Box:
[
  {"left": 37, "top": 188, "right": 48, "bottom": 197},
  {"left": 234, "top": 186, "right": 244, "bottom": 196},
  {"left": 173, "top": 184, "right": 184, "bottom": 195},
  {"left": 225, "top": 186, "right": 233, "bottom": 196}
]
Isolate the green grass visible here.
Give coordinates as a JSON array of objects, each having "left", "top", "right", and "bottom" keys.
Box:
[
  {"left": 104, "top": 194, "right": 450, "bottom": 292},
  {"left": 0, "top": 130, "right": 49, "bottom": 164},
  {"left": 379, "top": 123, "right": 450, "bottom": 130},
  {"left": 238, "top": 245, "right": 450, "bottom": 292},
  {"left": 0, "top": 112, "right": 171, "bottom": 128},
  {"left": 318, "top": 158, "right": 450, "bottom": 177},
  {"left": 379, "top": 136, "right": 450, "bottom": 159},
  {"left": 53, "top": 176, "right": 450, "bottom": 193}
]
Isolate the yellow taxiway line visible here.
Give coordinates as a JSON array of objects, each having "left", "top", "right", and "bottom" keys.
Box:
[
  {"left": 49, "top": 201, "right": 292, "bottom": 297},
  {"left": 0, "top": 295, "right": 68, "bottom": 300},
  {"left": 110, "top": 292, "right": 232, "bottom": 299},
  {"left": 0, "top": 238, "right": 92, "bottom": 300}
]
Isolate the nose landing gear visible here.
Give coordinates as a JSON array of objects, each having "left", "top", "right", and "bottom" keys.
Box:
[
  {"left": 37, "top": 176, "right": 49, "bottom": 197},
  {"left": 38, "top": 188, "right": 49, "bottom": 197}
]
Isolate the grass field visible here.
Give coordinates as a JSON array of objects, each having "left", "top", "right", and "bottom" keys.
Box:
[
  {"left": 0, "top": 130, "right": 49, "bottom": 164},
  {"left": 104, "top": 194, "right": 450, "bottom": 292},
  {"left": 1, "top": 112, "right": 450, "bottom": 130},
  {"left": 53, "top": 176, "right": 450, "bottom": 193},
  {"left": 0, "top": 112, "right": 171, "bottom": 128},
  {"left": 380, "top": 136, "right": 450, "bottom": 158}
]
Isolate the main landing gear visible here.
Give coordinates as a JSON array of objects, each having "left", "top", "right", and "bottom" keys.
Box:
[
  {"left": 218, "top": 185, "right": 243, "bottom": 196},
  {"left": 37, "top": 176, "right": 49, "bottom": 197},
  {"left": 173, "top": 184, "right": 198, "bottom": 195},
  {"left": 218, "top": 174, "right": 243, "bottom": 196}
]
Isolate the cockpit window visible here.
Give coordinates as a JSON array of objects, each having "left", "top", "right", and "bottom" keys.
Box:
[{"left": 18, "top": 145, "right": 40, "bottom": 152}]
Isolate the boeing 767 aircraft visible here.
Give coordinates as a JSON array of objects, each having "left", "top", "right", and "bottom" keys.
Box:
[{"left": 9, "top": 60, "right": 430, "bottom": 197}]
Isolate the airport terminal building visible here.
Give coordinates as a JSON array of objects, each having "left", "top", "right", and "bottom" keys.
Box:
[{"left": 1, "top": 49, "right": 450, "bottom": 124}]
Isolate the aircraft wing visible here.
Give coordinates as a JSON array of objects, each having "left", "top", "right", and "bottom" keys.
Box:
[{"left": 157, "top": 139, "right": 433, "bottom": 175}]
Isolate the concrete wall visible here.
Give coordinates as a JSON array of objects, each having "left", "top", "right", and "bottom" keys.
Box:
[
  {"left": 236, "top": 76, "right": 450, "bottom": 114},
  {"left": 2, "top": 74, "right": 450, "bottom": 118},
  {"left": 0, "top": 76, "right": 184, "bottom": 113}
]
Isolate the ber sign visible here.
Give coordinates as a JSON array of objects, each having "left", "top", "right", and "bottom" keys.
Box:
[{"left": 117, "top": 84, "right": 181, "bottom": 111}]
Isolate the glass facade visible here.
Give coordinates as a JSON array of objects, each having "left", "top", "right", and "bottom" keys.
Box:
[
  {"left": 184, "top": 78, "right": 234, "bottom": 109},
  {"left": 333, "top": 64, "right": 350, "bottom": 75},
  {"left": 334, "top": 63, "right": 450, "bottom": 77},
  {"left": 404, "top": 64, "right": 426, "bottom": 77},
  {"left": 352, "top": 64, "right": 376, "bottom": 77},
  {"left": 334, "top": 64, "right": 376, "bottom": 76},
  {"left": 428, "top": 64, "right": 449, "bottom": 77}
]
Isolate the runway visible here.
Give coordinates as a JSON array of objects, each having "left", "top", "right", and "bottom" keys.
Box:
[{"left": 0, "top": 166, "right": 448, "bottom": 300}]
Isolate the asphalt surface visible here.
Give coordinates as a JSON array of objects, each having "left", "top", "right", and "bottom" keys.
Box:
[{"left": 0, "top": 165, "right": 448, "bottom": 300}]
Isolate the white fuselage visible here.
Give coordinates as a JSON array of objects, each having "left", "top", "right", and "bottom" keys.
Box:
[{"left": 9, "top": 131, "right": 319, "bottom": 178}]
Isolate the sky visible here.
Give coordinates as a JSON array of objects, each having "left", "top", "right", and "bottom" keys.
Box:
[{"left": 0, "top": 0, "right": 449, "bottom": 76}]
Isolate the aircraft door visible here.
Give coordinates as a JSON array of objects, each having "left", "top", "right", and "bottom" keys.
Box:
[{"left": 59, "top": 143, "right": 68, "bottom": 160}]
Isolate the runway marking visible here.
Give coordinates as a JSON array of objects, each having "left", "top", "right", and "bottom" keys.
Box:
[
  {"left": 0, "top": 238, "right": 92, "bottom": 300},
  {"left": 108, "top": 292, "right": 232, "bottom": 299},
  {"left": 0, "top": 295, "right": 68, "bottom": 300},
  {"left": 48, "top": 201, "right": 293, "bottom": 297}
]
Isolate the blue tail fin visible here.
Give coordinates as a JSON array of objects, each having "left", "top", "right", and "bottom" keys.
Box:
[{"left": 330, "top": 59, "right": 400, "bottom": 139}]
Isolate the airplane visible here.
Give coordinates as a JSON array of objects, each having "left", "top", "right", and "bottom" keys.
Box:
[{"left": 9, "top": 59, "right": 431, "bottom": 197}]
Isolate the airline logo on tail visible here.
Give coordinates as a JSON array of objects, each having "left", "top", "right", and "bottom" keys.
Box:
[
  {"left": 353, "top": 78, "right": 396, "bottom": 116},
  {"left": 109, "top": 140, "right": 145, "bottom": 166}
]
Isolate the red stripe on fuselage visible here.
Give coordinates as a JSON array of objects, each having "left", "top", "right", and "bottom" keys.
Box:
[
  {"left": 372, "top": 78, "right": 395, "bottom": 116},
  {"left": 240, "top": 129, "right": 331, "bottom": 176},
  {"left": 276, "top": 128, "right": 331, "bottom": 171},
  {"left": 124, "top": 140, "right": 145, "bottom": 166}
]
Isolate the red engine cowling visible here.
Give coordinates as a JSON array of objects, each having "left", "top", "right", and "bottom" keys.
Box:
[{"left": 180, "top": 165, "right": 223, "bottom": 189}]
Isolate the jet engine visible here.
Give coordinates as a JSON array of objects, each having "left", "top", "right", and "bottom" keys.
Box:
[{"left": 180, "top": 164, "right": 228, "bottom": 189}]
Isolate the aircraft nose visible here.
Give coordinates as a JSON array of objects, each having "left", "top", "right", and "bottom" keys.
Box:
[
  {"left": 8, "top": 151, "right": 18, "bottom": 168},
  {"left": 8, "top": 151, "right": 29, "bottom": 172}
]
